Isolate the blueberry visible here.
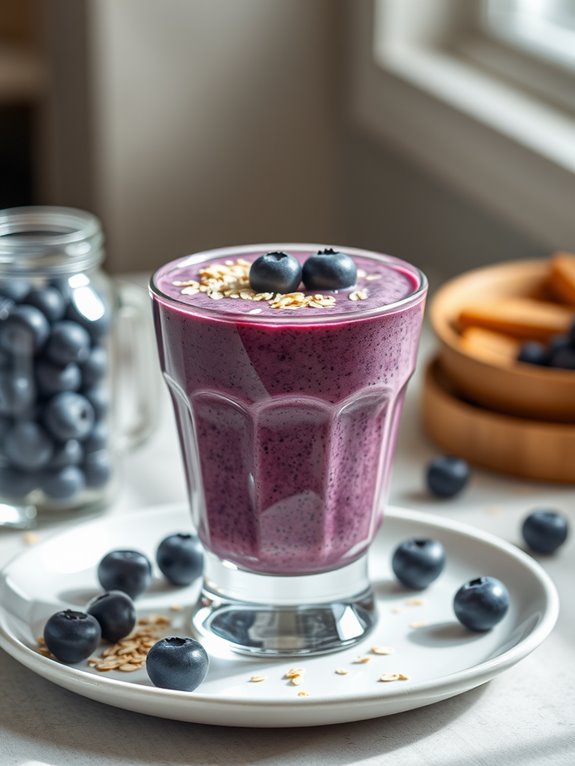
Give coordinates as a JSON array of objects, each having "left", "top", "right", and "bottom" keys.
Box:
[
  {"left": 0, "top": 305, "right": 50, "bottom": 355},
  {"left": 0, "top": 296, "right": 14, "bottom": 321},
  {"left": 36, "top": 360, "right": 81, "bottom": 396},
  {"left": 25, "top": 287, "right": 66, "bottom": 322},
  {"left": 517, "top": 341, "right": 548, "bottom": 366},
  {"left": 0, "top": 465, "right": 37, "bottom": 498},
  {"left": 453, "top": 576, "right": 510, "bottom": 631},
  {"left": 146, "top": 637, "right": 209, "bottom": 691},
  {"left": 80, "top": 346, "right": 107, "bottom": 386},
  {"left": 0, "top": 370, "right": 35, "bottom": 416},
  {"left": 426, "top": 455, "right": 470, "bottom": 498},
  {"left": 45, "top": 321, "right": 91, "bottom": 365},
  {"left": 5, "top": 421, "right": 53, "bottom": 471},
  {"left": 43, "top": 391, "right": 95, "bottom": 441},
  {"left": 86, "top": 590, "right": 136, "bottom": 642},
  {"left": 0, "top": 415, "right": 9, "bottom": 439},
  {"left": 97, "top": 550, "right": 152, "bottom": 599},
  {"left": 0, "top": 279, "right": 29, "bottom": 303},
  {"left": 84, "top": 450, "right": 112, "bottom": 488},
  {"left": 43, "top": 609, "right": 101, "bottom": 664},
  {"left": 156, "top": 533, "right": 204, "bottom": 587},
  {"left": 521, "top": 509, "right": 569, "bottom": 554},
  {"left": 391, "top": 538, "right": 446, "bottom": 590},
  {"left": 67, "top": 286, "right": 111, "bottom": 339},
  {"left": 41, "top": 464, "right": 85, "bottom": 500},
  {"left": 83, "top": 384, "right": 108, "bottom": 419},
  {"left": 84, "top": 420, "right": 108, "bottom": 453},
  {"left": 249, "top": 252, "right": 302, "bottom": 293},
  {"left": 549, "top": 347, "right": 575, "bottom": 370},
  {"left": 302, "top": 248, "right": 357, "bottom": 290},
  {"left": 49, "top": 439, "right": 83, "bottom": 467}
]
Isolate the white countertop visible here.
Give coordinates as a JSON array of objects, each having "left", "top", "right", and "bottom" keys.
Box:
[{"left": 0, "top": 312, "right": 574, "bottom": 766}]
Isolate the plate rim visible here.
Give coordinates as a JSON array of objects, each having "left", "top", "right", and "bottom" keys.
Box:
[{"left": 0, "top": 503, "right": 560, "bottom": 716}]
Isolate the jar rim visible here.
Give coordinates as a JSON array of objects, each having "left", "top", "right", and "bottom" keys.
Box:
[{"left": 0, "top": 206, "right": 104, "bottom": 275}]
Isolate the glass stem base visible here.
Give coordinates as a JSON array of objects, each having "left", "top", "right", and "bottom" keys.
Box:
[{"left": 192, "top": 552, "right": 377, "bottom": 657}]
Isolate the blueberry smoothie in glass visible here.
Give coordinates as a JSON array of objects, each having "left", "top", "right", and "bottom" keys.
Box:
[{"left": 151, "top": 244, "right": 427, "bottom": 655}]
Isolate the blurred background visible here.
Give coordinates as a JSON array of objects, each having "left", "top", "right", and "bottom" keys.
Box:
[{"left": 1, "top": 0, "right": 574, "bottom": 278}]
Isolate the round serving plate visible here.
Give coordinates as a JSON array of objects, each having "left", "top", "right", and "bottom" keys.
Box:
[{"left": 0, "top": 503, "right": 558, "bottom": 727}]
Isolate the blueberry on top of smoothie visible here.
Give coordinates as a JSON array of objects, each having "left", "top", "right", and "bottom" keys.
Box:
[
  {"left": 249, "top": 252, "right": 302, "bottom": 293},
  {"left": 302, "top": 248, "right": 357, "bottom": 290}
]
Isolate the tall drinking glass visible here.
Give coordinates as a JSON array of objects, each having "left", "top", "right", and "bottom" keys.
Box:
[{"left": 150, "top": 244, "right": 427, "bottom": 656}]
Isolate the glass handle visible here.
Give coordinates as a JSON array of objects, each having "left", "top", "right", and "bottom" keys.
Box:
[{"left": 113, "top": 280, "right": 160, "bottom": 451}]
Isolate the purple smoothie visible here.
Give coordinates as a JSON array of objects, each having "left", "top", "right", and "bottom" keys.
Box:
[{"left": 151, "top": 245, "right": 426, "bottom": 575}]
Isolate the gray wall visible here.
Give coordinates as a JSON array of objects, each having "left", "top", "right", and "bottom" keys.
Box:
[
  {"left": 342, "top": 128, "right": 545, "bottom": 290},
  {"left": 40, "top": 0, "right": 546, "bottom": 280}
]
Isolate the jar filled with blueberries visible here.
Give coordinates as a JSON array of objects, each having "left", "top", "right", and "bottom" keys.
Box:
[{"left": 0, "top": 207, "right": 156, "bottom": 518}]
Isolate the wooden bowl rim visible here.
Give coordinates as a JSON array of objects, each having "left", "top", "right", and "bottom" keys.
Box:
[{"left": 430, "top": 259, "right": 575, "bottom": 384}]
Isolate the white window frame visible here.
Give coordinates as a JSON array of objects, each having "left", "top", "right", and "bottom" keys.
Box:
[{"left": 348, "top": 0, "right": 575, "bottom": 248}]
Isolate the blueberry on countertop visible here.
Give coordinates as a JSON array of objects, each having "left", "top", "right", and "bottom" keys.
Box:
[
  {"left": 97, "top": 549, "right": 152, "bottom": 599},
  {"left": 391, "top": 538, "right": 446, "bottom": 590},
  {"left": 453, "top": 576, "right": 509, "bottom": 631},
  {"left": 156, "top": 532, "right": 204, "bottom": 587},
  {"left": 521, "top": 509, "right": 569, "bottom": 554},
  {"left": 302, "top": 248, "right": 357, "bottom": 291},
  {"left": 146, "top": 637, "right": 209, "bottom": 691},
  {"left": 426, "top": 455, "right": 470, "bottom": 498},
  {"left": 249, "top": 252, "right": 302, "bottom": 294},
  {"left": 43, "top": 609, "right": 101, "bottom": 663},
  {"left": 87, "top": 590, "right": 136, "bottom": 642}
]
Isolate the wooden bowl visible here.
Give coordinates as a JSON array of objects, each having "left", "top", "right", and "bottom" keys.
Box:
[
  {"left": 422, "top": 358, "right": 575, "bottom": 483},
  {"left": 429, "top": 259, "right": 575, "bottom": 422}
]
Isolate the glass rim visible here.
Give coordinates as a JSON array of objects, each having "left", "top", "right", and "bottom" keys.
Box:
[{"left": 149, "top": 243, "right": 428, "bottom": 326}]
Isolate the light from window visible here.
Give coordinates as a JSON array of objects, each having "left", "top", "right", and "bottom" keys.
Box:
[{"left": 485, "top": 0, "right": 575, "bottom": 69}]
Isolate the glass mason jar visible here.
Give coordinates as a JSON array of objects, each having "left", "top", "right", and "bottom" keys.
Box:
[{"left": 0, "top": 206, "right": 155, "bottom": 523}]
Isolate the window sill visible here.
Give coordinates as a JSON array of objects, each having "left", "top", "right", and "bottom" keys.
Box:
[{"left": 349, "top": 4, "right": 575, "bottom": 248}]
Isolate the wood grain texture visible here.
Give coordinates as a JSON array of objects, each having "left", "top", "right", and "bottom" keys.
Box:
[{"left": 422, "top": 358, "right": 575, "bottom": 484}]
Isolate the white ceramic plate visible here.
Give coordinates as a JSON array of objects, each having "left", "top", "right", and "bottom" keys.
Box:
[{"left": 0, "top": 504, "right": 558, "bottom": 728}]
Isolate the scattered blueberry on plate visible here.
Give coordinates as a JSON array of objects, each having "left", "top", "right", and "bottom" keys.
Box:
[
  {"left": 426, "top": 455, "right": 470, "bottom": 498},
  {"left": 156, "top": 532, "right": 204, "bottom": 586},
  {"left": 391, "top": 538, "right": 446, "bottom": 590},
  {"left": 87, "top": 590, "right": 137, "bottom": 642},
  {"left": 521, "top": 509, "right": 569, "bottom": 554},
  {"left": 146, "top": 637, "right": 209, "bottom": 691},
  {"left": 43, "top": 609, "right": 101, "bottom": 663},
  {"left": 97, "top": 549, "right": 152, "bottom": 599},
  {"left": 249, "top": 252, "right": 302, "bottom": 294},
  {"left": 301, "top": 248, "right": 357, "bottom": 290},
  {"left": 453, "top": 576, "right": 509, "bottom": 631}
]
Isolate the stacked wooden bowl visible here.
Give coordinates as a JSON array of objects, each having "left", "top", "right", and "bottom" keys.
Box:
[{"left": 424, "top": 255, "right": 575, "bottom": 483}]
